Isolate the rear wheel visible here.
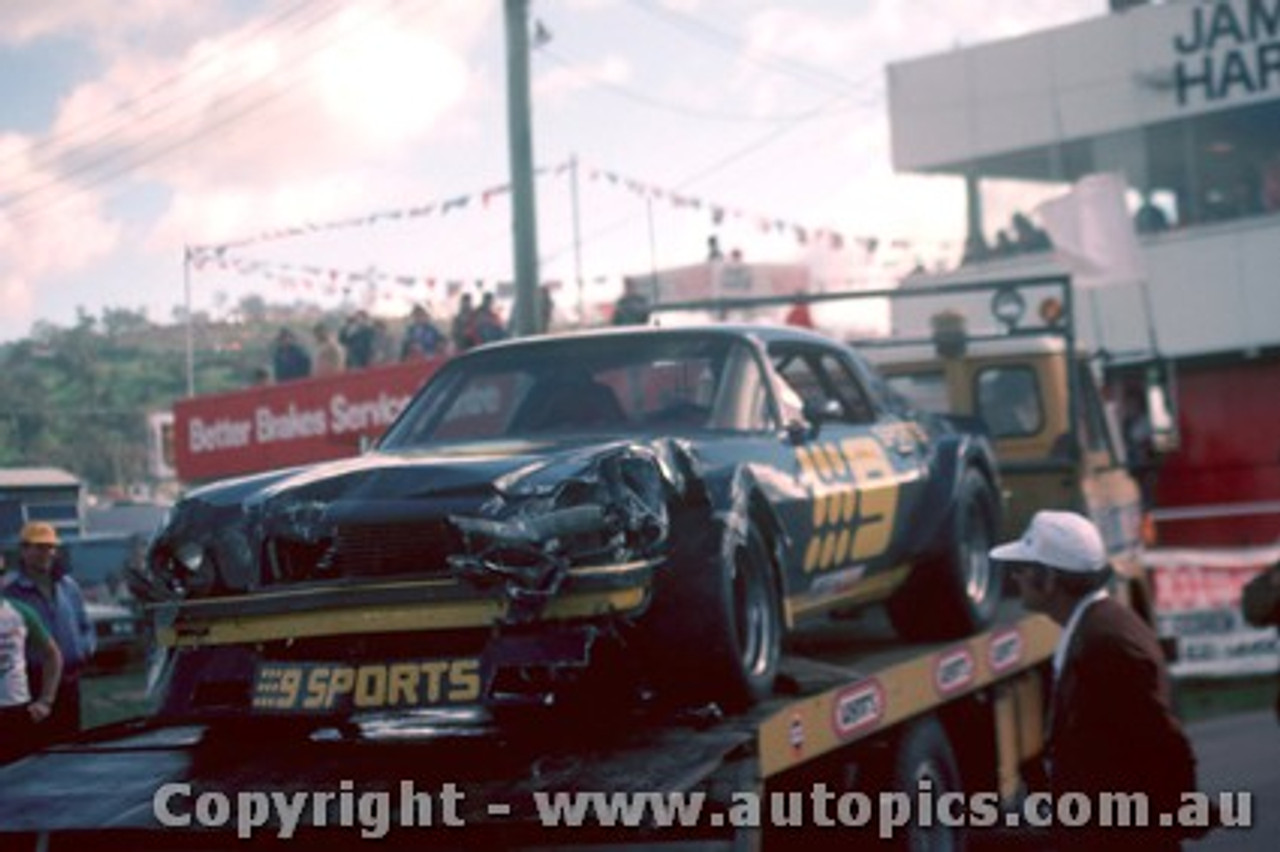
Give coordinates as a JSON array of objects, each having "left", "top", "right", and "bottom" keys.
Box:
[
  {"left": 643, "top": 517, "right": 782, "bottom": 712},
  {"left": 888, "top": 469, "right": 1000, "bottom": 641},
  {"left": 886, "top": 716, "right": 965, "bottom": 852},
  {"left": 801, "top": 715, "right": 965, "bottom": 852}
]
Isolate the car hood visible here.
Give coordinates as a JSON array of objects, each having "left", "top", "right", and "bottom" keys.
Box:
[
  {"left": 244, "top": 437, "right": 648, "bottom": 509},
  {"left": 162, "top": 435, "right": 688, "bottom": 551}
]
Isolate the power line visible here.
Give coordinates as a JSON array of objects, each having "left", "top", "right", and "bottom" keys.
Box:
[
  {"left": 0, "top": 0, "right": 340, "bottom": 181},
  {"left": 620, "top": 0, "right": 862, "bottom": 96},
  {"left": 1, "top": 0, "right": 354, "bottom": 213},
  {"left": 4, "top": 0, "right": 439, "bottom": 226},
  {"left": 538, "top": 87, "right": 874, "bottom": 269},
  {"left": 536, "top": 44, "right": 869, "bottom": 123},
  {"left": 528, "top": 1, "right": 885, "bottom": 268}
]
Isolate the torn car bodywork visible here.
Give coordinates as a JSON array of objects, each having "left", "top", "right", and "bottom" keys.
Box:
[{"left": 449, "top": 444, "right": 683, "bottom": 623}]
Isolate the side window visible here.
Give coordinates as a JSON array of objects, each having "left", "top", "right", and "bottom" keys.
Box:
[
  {"left": 976, "top": 367, "right": 1043, "bottom": 438},
  {"left": 819, "top": 353, "right": 876, "bottom": 423},
  {"left": 773, "top": 351, "right": 826, "bottom": 412},
  {"left": 770, "top": 346, "right": 876, "bottom": 425},
  {"left": 885, "top": 371, "right": 949, "bottom": 414}
]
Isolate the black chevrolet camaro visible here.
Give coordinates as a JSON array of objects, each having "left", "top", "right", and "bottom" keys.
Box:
[{"left": 141, "top": 324, "right": 1001, "bottom": 719}]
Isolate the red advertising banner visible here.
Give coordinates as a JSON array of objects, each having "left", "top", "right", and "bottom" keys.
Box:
[
  {"left": 1145, "top": 544, "right": 1280, "bottom": 678},
  {"left": 174, "top": 358, "right": 445, "bottom": 483}
]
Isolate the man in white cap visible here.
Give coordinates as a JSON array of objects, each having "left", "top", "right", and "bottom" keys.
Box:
[{"left": 991, "top": 510, "right": 1198, "bottom": 850}]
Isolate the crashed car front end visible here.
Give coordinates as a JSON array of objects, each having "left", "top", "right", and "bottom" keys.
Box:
[{"left": 139, "top": 442, "right": 692, "bottom": 717}]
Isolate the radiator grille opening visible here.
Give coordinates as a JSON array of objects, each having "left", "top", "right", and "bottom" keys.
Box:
[{"left": 270, "top": 521, "right": 462, "bottom": 581}]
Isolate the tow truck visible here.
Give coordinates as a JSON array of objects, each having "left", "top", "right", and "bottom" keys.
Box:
[{"left": 0, "top": 273, "right": 1155, "bottom": 850}]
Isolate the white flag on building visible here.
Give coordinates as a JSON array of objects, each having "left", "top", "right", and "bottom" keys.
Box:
[{"left": 1035, "top": 172, "right": 1146, "bottom": 287}]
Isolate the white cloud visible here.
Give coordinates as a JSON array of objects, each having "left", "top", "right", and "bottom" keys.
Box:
[
  {"left": 535, "top": 53, "right": 631, "bottom": 102},
  {"left": 0, "top": 0, "right": 1113, "bottom": 341},
  {"left": 0, "top": 140, "right": 121, "bottom": 335},
  {"left": 310, "top": 9, "right": 472, "bottom": 148},
  {"left": 0, "top": 0, "right": 494, "bottom": 335},
  {"left": 0, "top": 0, "right": 181, "bottom": 46}
]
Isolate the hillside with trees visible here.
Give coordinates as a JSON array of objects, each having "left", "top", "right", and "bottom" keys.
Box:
[{"left": 0, "top": 297, "right": 352, "bottom": 491}]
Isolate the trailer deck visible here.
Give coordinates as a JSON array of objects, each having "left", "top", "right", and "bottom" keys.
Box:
[{"left": 0, "top": 602, "right": 1057, "bottom": 849}]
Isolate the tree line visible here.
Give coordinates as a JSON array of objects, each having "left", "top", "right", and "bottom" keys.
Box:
[{"left": 0, "top": 297, "right": 341, "bottom": 490}]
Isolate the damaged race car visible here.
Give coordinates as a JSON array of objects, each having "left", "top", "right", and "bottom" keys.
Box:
[{"left": 140, "top": 325, "right": 1002, "bottom": 721}]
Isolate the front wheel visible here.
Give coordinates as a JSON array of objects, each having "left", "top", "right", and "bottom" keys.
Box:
[
  {"left": 642, "top": 517, "right": 782, "bottom": 713},
  {"left": 888, "top": 469, "right": 1001, "bottom": 642}
]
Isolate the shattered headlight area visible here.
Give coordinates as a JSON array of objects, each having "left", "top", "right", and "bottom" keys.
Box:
[
  {"left": 134, "top": 501, "right": 258, "bottom": 603},
  {"left": 449, "top": 450, "right": 672, "bottom": 623}
]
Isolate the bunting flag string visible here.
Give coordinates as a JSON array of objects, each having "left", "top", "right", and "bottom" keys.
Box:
[
  {"left": 574, "top": 158, "right": 958, "bottom": 260},
  {"left": 189, "top": 249, "right": 536, "bottom": 310},
  {"left": 193, "top": 234, "right": 943, "bottom": 315},
  {"left": 187, "top": 158, "right": 957, "bottom": 272},
  {"left": 185, "top": 171, "right": 545, "bottom": 261}
]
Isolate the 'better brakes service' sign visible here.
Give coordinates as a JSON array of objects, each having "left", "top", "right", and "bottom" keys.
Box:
[{"left": 174, "top": 358, "right": 443, "bottom": 482}]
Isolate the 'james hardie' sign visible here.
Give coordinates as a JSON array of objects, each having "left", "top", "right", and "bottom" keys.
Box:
[
  {"left": 174, "top": 358, "right": 443, "bottom": 482},
  {"left": 1172, "top": 0, "right": 1280, "bottom": 107}
]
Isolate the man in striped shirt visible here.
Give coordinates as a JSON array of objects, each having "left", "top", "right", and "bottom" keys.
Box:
[{"left": 0, "top": 590, "right": 63, "bottom": 764}]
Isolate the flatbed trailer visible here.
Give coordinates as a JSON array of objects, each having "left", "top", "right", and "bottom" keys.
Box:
[{"left": 0, "top": 601, "right": 1058, "bottom": 850}]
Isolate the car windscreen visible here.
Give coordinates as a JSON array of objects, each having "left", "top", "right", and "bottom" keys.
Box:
[{"left": 381, "top": 335, "right": 744, "bottom": 446}]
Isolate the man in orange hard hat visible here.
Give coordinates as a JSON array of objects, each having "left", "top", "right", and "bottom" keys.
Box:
[{"left": 3, "top": 522, "right": 95, "bottom": 746}]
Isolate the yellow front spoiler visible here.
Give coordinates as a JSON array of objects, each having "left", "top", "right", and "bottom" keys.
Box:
[{"left": 159, "top": 584, "right": 648, "bottom": 648}]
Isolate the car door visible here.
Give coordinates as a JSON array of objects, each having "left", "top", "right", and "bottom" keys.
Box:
[{"left": 767, "top": 342, "right": 929, "bottom": 619}]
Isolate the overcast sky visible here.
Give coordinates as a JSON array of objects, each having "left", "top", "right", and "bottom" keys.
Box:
[{"left": 0, "top": 0, "right": 1105, "bottom": 341}]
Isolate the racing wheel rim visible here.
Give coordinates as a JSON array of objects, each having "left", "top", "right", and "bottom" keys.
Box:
[
  {"left": 731, "top": 534, "right": 778, "bottom": 679},
  {"left": 963, "top": 499, "right": 994, "bottom": 609}
]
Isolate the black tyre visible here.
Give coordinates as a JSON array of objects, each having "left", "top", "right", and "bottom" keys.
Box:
[
  {"left": 642, "top": 517, "right": 782, "bottom": 712},
  {"left": 886, "top": 716, "right": 966, "bottom": 852},
  {"left": 801, "top": 716, "right": 965, "bottom": 852},
  {"left": 888, "top": 469, "right": 1000, "bottom": 642}
]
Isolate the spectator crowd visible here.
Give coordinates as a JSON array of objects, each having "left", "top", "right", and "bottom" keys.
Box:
[{"left": 260, "top": 287, "right": 559, "bottom": 384}]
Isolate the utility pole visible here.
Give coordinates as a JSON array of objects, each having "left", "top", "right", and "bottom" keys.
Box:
[
  {"left": 183, "top": 246, "right": 195, "bottom": 396},
  {"left": 504, "top": 0, "right": 540, "bottom": 337},
  {"left": 570, "top": 154, "right": 585, "bottom": 327}
]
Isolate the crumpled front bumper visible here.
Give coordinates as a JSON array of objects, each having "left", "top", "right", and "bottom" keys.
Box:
[
  {"left": 151, "top": 558, "right": 662, "bottom": 717},
  {"left": 155, "top": 558, "right": 659, "bottom": 649}
]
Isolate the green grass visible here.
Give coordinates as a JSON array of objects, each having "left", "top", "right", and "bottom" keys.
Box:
[
  {"left": 80, "top": 664, "right": 153, "bottom": 729},
  {"left": 1174, "top": 674, "right": 1278, "bottom": 724}
]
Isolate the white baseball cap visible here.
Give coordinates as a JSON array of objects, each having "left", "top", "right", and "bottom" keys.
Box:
[{"left": 989, "top": 510, "right": 1108, "bottom": 574}]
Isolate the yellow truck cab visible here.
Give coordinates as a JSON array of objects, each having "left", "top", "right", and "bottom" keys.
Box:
[{"left": 859, "top": 276, "right": 1155, "bottom": 621}]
